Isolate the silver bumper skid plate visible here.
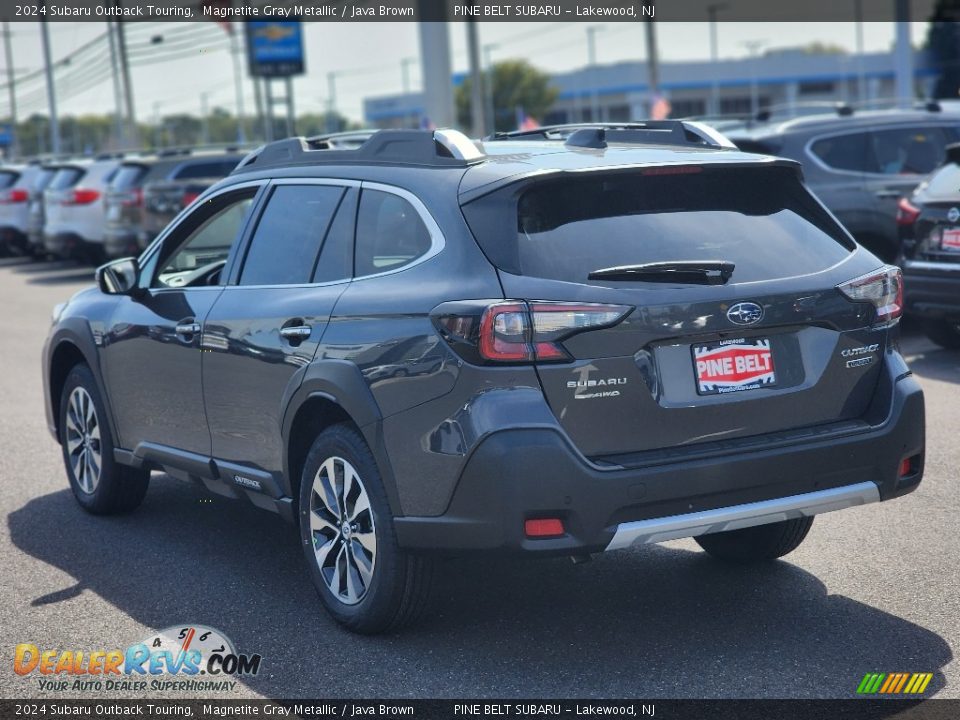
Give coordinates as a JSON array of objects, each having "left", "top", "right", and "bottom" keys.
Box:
[{"left": 606, "top": 481, "right": 880, "bottom": 550}]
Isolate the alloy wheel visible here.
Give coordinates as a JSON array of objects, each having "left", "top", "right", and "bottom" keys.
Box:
[
  {"left": 65, "top": 387, "right": 102, "bottom": 495},
  {"left": 308, "top": 456, "right": 377, "bottom": 605}
]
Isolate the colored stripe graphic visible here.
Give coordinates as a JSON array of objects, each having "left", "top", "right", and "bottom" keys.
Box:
[{"left": 857, "top": 672, "right": 932, "bottom": 694}]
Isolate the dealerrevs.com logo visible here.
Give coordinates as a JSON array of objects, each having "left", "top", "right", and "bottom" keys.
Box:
[{"left": 13, "top": 625, "right": 261, "bottom": 693}]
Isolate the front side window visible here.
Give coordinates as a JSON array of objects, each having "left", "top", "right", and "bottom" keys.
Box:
[
  {"left": 810, "top": 132, "right": 877, "bottom": 173},
  {"left": 153, "top": 191, "right": 256, "bottom": 288},
  {"left": 239, "top": 185, "right": 345, "bottom": 286},
  {"left": 355, "top": 189, "right": 432, "bottom": 277}
]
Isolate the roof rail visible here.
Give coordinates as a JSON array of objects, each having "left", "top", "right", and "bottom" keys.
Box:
[
  {"left": 233, "top": 129, "right": 484, "bottom": 173},
  {"left": 485, "top": 121, "right": 736, "bottom": 150}
]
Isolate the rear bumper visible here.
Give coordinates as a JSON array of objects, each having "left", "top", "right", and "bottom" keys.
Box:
[
  {"left": 903, "top": 261, "right": 960, "bottom": 317},
  {"left": 393, "top": 366, "right": 924, "bottom": 555},
  {"left": 44, "top": 232, "right": 102, "bottom": 260}
]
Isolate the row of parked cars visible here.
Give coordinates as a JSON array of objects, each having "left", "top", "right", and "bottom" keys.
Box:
[
  {"left": 0, "top": 148, "right": 246, "bottom": 263},
  {"left": 722, "top": 105, "right": 960, "bottom": 349}
]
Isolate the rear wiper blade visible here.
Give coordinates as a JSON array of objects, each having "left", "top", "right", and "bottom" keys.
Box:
[{"left": 587, "top": 260, "right": 735, "bottom": 285}]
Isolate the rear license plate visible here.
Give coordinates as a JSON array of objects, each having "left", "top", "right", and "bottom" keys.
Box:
[
  {"left": 941, "top": 228, "right": 960, "bottom": 251},
  {"left": 692, "top": 338, "right": 776, "bottom": 395}
]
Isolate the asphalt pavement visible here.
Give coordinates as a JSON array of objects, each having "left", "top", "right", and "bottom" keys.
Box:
[{"left": 0, "top": 256, "right": 956, "bottom": 700}]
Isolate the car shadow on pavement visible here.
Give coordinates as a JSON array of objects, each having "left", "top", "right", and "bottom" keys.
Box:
[
  {"left": 8, "top": 476, "right": 953, "bottom": 700},
  {"left": 903, "top": 348, "right": 960, "bottom": 385},
  {"left": 25, "top": 269, "right": 95, "bottom": 286}
]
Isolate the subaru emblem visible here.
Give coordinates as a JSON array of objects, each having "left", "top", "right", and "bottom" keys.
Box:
[
  {"left": 948, "top": 207, "right": 960, "bottom": 223},
  {"left": 727, "top": 302, "right": 764, "bottom": 326}
]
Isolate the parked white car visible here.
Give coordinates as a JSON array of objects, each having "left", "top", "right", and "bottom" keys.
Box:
[
  {"left": 0, "top": 164, "right": 32, "bottom": 255},
  {"left": 43, "top": 157, "right": 121, "bottom": 262}
]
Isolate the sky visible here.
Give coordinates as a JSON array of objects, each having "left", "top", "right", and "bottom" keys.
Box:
[{"left": 0, "top": 21, "right": 931, "bottom": 125}]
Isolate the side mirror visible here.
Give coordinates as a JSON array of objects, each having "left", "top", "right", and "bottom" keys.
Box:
[{"left": 96, "top": 257, "right": 141, "bottom": 296}]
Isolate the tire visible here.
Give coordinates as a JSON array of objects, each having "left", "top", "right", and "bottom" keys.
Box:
[
  {"left": 694, "top": 517, "right": 814, "bottom": 564},
  {"left": 298, "top": 424, "right": 434, "bottom": 634},
  {"left": 922, "top": 318, "right": 960, "bottom": 350},
  {"left": 59, "top": 364, "right": 150, "bottom": 514}
]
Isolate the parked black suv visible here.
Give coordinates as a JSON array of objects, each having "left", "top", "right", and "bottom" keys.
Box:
[
  {"left": 43, "top": 125, "right": 925, "bottom": 633},
  {"left": 897, "top": 142, "right": 960, "bottom": 348}
]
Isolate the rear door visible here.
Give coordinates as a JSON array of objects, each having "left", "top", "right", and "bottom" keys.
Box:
[
  {"left": 463, "top": 163, "right": 885, "bottom": 461},
  {"left": 202, "top": 180, "right": 357, "bottom": 479},
  {"left": 43, "top": 166, "right": 86, "bottom": 233}
]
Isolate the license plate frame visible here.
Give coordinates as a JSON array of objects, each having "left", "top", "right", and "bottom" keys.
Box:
[{"left": 692, "top": 338, "right": 777, "bottom": 396}]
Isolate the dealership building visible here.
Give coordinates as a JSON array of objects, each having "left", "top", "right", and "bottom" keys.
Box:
[{"left": 363, "top": 49, "right": 938, "bottom": 128}]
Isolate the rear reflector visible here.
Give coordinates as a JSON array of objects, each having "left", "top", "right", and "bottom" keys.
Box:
[
  {"left": 837, "top": 265, "right": 903, "bottom": 327},
  {"left": 899, "top": 458, "right": 912, "bottom": 477},
  {"left": 525, "top": 518, "right": 565, "bottom": 538}
]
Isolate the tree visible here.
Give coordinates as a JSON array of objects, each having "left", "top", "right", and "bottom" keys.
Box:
[
  {"left": 802, "top": 42, "right": 848, "bottom": 55},
  {"left": 456, "top": 59, "right": 559, "bottom": 134},
  {"left": 927, "top": 1, "right": 960, "bottom": 99}
]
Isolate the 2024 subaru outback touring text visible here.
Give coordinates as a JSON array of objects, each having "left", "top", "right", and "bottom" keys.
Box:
[{"left": 42, "top": 124, "right": 925, "bottom": 634}]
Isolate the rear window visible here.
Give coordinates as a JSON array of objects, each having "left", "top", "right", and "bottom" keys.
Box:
[
  {"left": 464, "top": 166, "right": 854, "bottom": 284},
  {"left": 33, "top": 168, "right": 57, "bottom": 192},
  {"left": 0, "top": 171, "right": 19, "bottom": 189},
  {"left": 110, "top": 164, "right": 148, "bottom": 190},
  {"left": 48, "top": 167, "right": 85, "bottom": 190},
  {"left": 172, "top": 158, "right": 241, "bottom": 180}
]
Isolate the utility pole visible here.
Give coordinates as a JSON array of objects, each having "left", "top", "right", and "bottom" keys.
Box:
[
  {"left": 586, "top": 25, "right": 605, "bottom": 122},
  {"left": 326, "top": 72, "right": 337, "bottom": 133},
  {"left": 229, "top": 27, "right": 246, "bottom": 144},
  {"left": 2, "top": 22, "right": 18, "bottom": 158},
  {"left": 114, "top": 11, "right": 137, "bottom": 146},
  {"left": 465, "top": 20, "right": 486, "bottom": 136},
  {"left": 741, "top": 39, "right": 767, "bottom": 119},
  {"left": 707, "top": 3, "right": 727, "bottom": 117},
  {"left": 285, "top": 77, "right": 294, "bottom": 137},
  {"left": 106, "top": 21, "right": 125, "bottom": 147},
  {"left": 643, "top": 1, "right": 659, "bottom": 115},
  {"left": 200, "top": 92, "right": 209, "bottom": 145},
  {"left": 854, "top": 0, "right": 866, "bottom": 105},
  {"left": 39, "top": 14, "right": 61, "bottom": 155},
  {"left": 483, "top": 43, "right": 498, "bottom": 134},
  {"left": 893, "top": 0, "right": 913, "bottom": 109}
]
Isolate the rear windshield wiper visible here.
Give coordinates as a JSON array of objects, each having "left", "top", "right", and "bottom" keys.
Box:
[{"left": 587, "top": 260, "right": 735, "bottom": 285}]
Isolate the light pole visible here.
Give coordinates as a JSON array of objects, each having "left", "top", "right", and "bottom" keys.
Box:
[
  {"left": 229, "top": 29, "right": 247, "bottom": 144},
  {"left": 483, "top": 43, "right": 498, "bottom": 134},
  {"left": 465, "top": 19, "right": 486, "bottom": 136},
  {"left": 39, "top": 15, "right": 60, "bottom": 155},
  {"left": 854, "top": 0, "right": 866, "bottom": 105},
  {"left": 740, "top": 39, "right": 767, "bottom": 119},
  {"left": 707, "top": 3, "right": 727, "bottom": 117},
  {"left": 2, "top": 22, "right": 18, "bottom": 158},
  {"left": 326, "top": 72, "right": 338, "bottom": 133},
  {"left": 586, "top": 25, "right": 605, "bottom": 122}
]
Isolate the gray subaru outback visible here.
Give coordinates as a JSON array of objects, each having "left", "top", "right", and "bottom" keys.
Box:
[{"left": 42, "top": 124, "right": 925, "bottom": 633}]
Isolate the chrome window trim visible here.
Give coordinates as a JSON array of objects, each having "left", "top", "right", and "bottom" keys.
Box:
[
  {"left": 606, "top": 481, "right": 879, "bottom": 550},
  {"left": 351, "top": 180, "right": 446, "bottom": 282},
  {"left": 803, "top": 124, "right": 957, "bottom": 178}
]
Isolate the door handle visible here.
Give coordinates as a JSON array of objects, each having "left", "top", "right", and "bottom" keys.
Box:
[
  {"left": 175, "top": 321, "right": 201, "bottom": 336},
  {"left": 280, "top": 325, "right": 312, "bottom": 342}
]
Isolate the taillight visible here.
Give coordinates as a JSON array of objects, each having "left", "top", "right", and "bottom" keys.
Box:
[
  {"left": 121, "top": 187, "right": 143, "bottom": 208},
  {"left": 0, "top": 188, "right": 29, "bottom": 204},
  {"left": 838, "top": 265, "right": 903, "bottom": 327},
  {"left": 896, "top": 197, "right": 920, "bottom": 226},
  {"left": 66, "top": 188, "right": 100, "bottom": 205},
  {"left": 435, "top": 300, "right": 631, "bottom": 364},
  {"left": 182, "top": 191, "right": 200, "bottom": 207}
]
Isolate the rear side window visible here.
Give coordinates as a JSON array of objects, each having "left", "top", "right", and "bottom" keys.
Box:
[
  {"left": 810, "top": 132, "right": 877, "bottom": 173},
  {"left": 33, "top": 168, "right": 57, "bottom": 192},
  {"left": 355, "top": 190, "right": 432, "bottom": 277},
  {"left": 173, "top": 158, "right": 241, "bottom": 180},
  {"left": 464, "top": 166, "right": 853, "bottom": 284},
  {"left": 0, "top": 171, "right": 19, "bottom": 189},
  {"left": 870, "top": 126, "right": 949, "bottom": 175},
  {"left": 239, "top": 185, "right": 345, "bottom": 286},
  {"left": 111, "top": 164, "right": 148, "bottom": 190},
  {"left": 48, "top": 167, "right": 84, "bottom": 190}
]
